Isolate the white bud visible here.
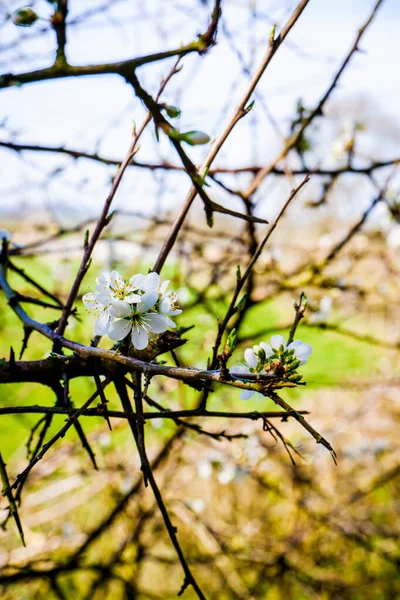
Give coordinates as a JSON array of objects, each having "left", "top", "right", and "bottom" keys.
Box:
[{"left": 181, "top": 130, "right": 210, "bottom": 146}]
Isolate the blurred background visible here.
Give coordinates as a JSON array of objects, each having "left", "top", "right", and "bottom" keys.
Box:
[{"left": 0, "top": 0, "right": 400, "bottom": 598}]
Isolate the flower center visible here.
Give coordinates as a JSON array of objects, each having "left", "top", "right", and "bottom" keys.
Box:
[
  {"left": 109, "top": 280, "right": 130, "bottom": 300},
  {"left": 127, "top": 307, "right": 152, "bottom": 331},
  {"left": 166, "top": 291, "right": 179, "bottom": 310}
]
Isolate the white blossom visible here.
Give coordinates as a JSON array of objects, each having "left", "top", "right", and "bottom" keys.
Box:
[
  {"left": 244, "top": 342, "right": 274, "bottom": 370},
  {"left": 159, "top": 280, "right": 182, "bottom": 328},
  {"left": 83, "top": 270, "right": 182, "bottom": 350},
  {"left": 332, "top": 132, "right": 354, "bottom": 161},
  {"left": 97, "top": 270, "right": 141, "bottom": 304},
  {"left": 130, "top": 271, "right": 160, "bottom": 293},
  {"left": 108, "top": 291, "right": 169, "bottom": 350},
  {"left": 83, "top": 270, "right": 141, "bottom": 336},
  {"left": 188, "top": 498, "right": 205, "bottom": 514},
  {"left": 197, "top": 459, "right": 213, "bottom": 479},
  {"left": 218, "top": 464, "right": 237, "bottom": 485},
  {"left": 332, "top": 120, "right": 356, "bottom": 162},
  {"left": 310, "top": 296, "right": 332, "bottom": 323},
  {"left": 129, "top": 272, "right": 182, "bottom": 328},
  {"left": 267, "top": 335, "right": 312, "bottom": 364},
  {"left": 231, "top": 335, "right": 313, "bottom": 401}
]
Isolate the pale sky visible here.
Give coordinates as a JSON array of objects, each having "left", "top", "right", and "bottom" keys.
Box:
[{"left": 0, "top": 0, "right": 399, "bottom": 226}]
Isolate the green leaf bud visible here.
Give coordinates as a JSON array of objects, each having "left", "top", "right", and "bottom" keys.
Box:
[
  {"left": 12, "top": 8, "right": 39, "bottom": 26},
  {"left": 161, "top": 104, "right": 181, "bottom": 119},
  {"left": 235, "top": 293, "right": 247, "bottom": 312},
  {"left": 226, "top": 329, "right": 237, "bottom": 352}
]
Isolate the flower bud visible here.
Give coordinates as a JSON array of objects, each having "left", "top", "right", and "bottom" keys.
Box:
[
  {"left": 12, "top": 8, "right": 39, "bottom": 26},
  {"left": 289, "top": 373, "right": 303, "bottom": 382},
  {"left": 257, "top": 348, "right": 266, "bottom": 361},
  {"left": 226, "top": 329, "right": 237, "bottom": 353},
  {"left": 286, "top": 359, "right": 301, "bottom": 372},
  {"left": 180, "top": 130, "right": 210, "bottom": 146},
  {"left": 161, "top": 104, "right": 181, "bottom": 119}
]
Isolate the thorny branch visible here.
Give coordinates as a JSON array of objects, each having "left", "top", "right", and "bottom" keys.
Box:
[{"left": 0, "top": 0, "right": 397, "bottom": 597}]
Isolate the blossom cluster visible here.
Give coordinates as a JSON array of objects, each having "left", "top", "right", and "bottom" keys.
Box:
[
  {"left": 231, "top": 334, "right": 312, "bottom": 400},
  {"left": 83, "top": 271, "right": 182, "bottom": 350}
]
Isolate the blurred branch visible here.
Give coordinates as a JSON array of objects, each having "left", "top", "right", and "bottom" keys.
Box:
[
  {"left": 129, "top": 71, "right": 267, "bottom": 226},
  {"left": 239, "top": 321, "right": 400, "bottom": 351},
  {"left": 268, "top": 391, "right": 337, "bottom": 463},
  {"left": 3, "top": 378, "right": 111, "bottom": 494},
  {"left": 153, "top": 0, "right": 311, "bottom": 273},
  {"left": 1, "top": 140, "right": 398, "bottom": 176},
  {"left": 0, "top": 0, "right": 222, "bottom": 90},
  {"left": 55, "top": 57, "right": 184, "bottom": 337},
  {"left": 208, "top": 176, "right": 310, "bottom": 373},
  {"left": 0, "top": 402, "right": 309, "bottom": 421},
  {"left": 114, "top": 376, "right": 207, "bottom": 598},
  {"left": 52, "top": 0, "right": 68, "bottom": 65},
  {"left": 0, "top": 452, "right": 25, "bottom": 546},
  {"left": 242, "top": 0, "right": 385, "bottom": 199}
]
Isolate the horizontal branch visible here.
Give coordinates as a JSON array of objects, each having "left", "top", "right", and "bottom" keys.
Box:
[
  {"left": 0, "top": 0, "right": 221, "bottom": 90},
  {"left": 0, "top": 246, "right": 335, "bottom": 460},
  {"left": 0, "top": 405, "right": 309, "bottom": 420},
  {"left": 1, "top": 139, "right": 398, "bottom": 177},
  {"left": 0, "top": 50, "right": 189, "bottom": 89},
  {"left": 0, "top": 269, "right": 298, "bottom": 395}
]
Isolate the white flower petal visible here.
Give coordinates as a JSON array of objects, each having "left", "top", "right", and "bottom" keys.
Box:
[
  {"left": 143, "top": 272, "right": 160, "bottom": 291},
  {"left": 159, "top": 280, "right": 170, "bottom": 294},
  {"left": 240, "top": 390, "right": 255, "bottom": 401},
  {"left": 145, "top": 313, "right": 169, "bottom": 334},
  {"left": 96, "top": 291, "right": 113, "bottom": 306},
  {"left": 139, "top": 290, "right": 158, "bottom": 311},
  {"left": 293, "top": 343, "right": 312, "bottom": 361},
  {"left": 83, "top": 292, "right": 99, "bottom": 311},
  {"left": 94, "top": 311, "right": 111, "bottom": 336},
  {"left": 164, "top": 316, "right": 176, "bottom": 328},
  {"left": 160, "top": 299, "right": 182, "bottom": 317},
  {"left": 131, "top": 325, "right": 149, "bottom": 350},
  {"left": 160, "top": 298, "right": 172, "bottom": 314},
  {"left": 270, "top": 335, "right": 286, "bottom": 349},
  {"left": 130, "top": 273, "right": 145, "bottom": 289},
  {"left": 108, "top": 318, "right": 131, "bottom": 341},
  {"left": 109, "top": 300, "right": 131, "bottom": 318},
  {"left": 259, "top": 342, "right": 273, "bottom": 357},
  {"left": 83, "top": 291, "right": 96, "bottom": 303},
  {"left": 288, "top": 340, "right": 302, "bottom": 348},
  {"left": 125, "top": 293, "right": 141, "bottom": 304},
  {"left": 97, "top": 271, "right": 111, "bottom": 286},
  {"left": 244, "top": 348, "right": 258, "bottom": 369}
]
